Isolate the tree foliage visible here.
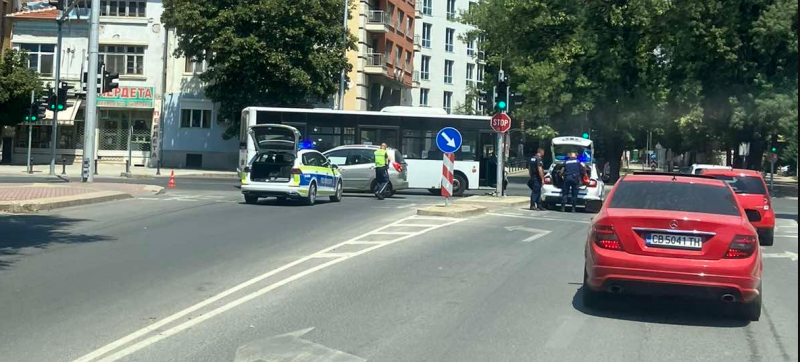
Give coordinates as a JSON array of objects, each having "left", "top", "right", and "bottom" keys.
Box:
[
  {"left": 161, "top": 0, "right": 356, "bottom": 139},
  {"left": 0, "top": 50, "right": 43, "bottom": 128},
  {"left": 464, "top": 0, "right": 797, "bottom": 176}
]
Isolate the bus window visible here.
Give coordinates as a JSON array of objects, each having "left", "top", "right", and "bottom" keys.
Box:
[{"left": 309, "top": 126, "right": 355, "bottom": 152}]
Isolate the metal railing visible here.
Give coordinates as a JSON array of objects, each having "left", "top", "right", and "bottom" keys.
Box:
[
  {"left": 367, "top": 11, "right": 390, "bottom": 26},
  {"left": 413, "top": 70, "right": 420, "bottom": 82},
  {"left": 366, "top": 53, "right": 386, "bottom": 67},
  {"left": 414, "top": 35, "right": 422, "bottom": 47}
]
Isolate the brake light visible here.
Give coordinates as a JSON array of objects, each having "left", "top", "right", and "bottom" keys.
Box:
[
  {"left": 291, "top": 168, "right": 302, "bottom": 175},
  {"left": 544, "top": 175, "right": 552, "bottom": 185},
  {"left": 583, "top": 175, "right": 590, "bottom": 185},
  {"left": 392, "top": 162, "right": 403, "bottom": 172},
  {"left": 592, "top": 225, "right": 623, "bottom": 251},
  {"left": 587, "top": 179, "right": 598, "bottom": 188},
  {"left": 725, "top": 235, "right": 758, "bottom": 259},
  {"left": 763, "top": 196, "right": 771, "bottom": 211}
]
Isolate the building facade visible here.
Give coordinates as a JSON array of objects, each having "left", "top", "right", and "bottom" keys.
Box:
[
  {"left": 341, "top": 0, "right": 417, "bottom": 111},
  {"left": 4, "top": 0, "right": 166, "bottom": 167},
  {"left": 413, "top": 0, "right": 483, "bottom": 114}
]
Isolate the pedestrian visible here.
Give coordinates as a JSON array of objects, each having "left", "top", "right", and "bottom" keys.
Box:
[
  {"left": 528, "top": 148, "right": 546, "bottom": 210},
  {"left": 373, "top": 143, "right": 390, "bottom": 200},
  {"left": 560, "top": 152, "right": 586, "bottom": 212}
]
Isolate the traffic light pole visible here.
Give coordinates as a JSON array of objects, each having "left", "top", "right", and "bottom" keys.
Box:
[
  {"left": 83, "top": 0, "right": 100, "bottom": 182},
  {"left": 337, "top": 0, "right": 349, "bottom": 110},
  {"left": 49, "top": 17, "right": 64, "bottom": 176},
  {"left": 27, "top": 90, "right": 34, "bottom": 174}
]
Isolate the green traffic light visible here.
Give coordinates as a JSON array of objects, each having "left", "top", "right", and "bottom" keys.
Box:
[
  {"left": 498, "top": 101, "right": 507, "bottom": 110},
  {"left": 582, "top": 133, "right": 590, "bottom": 139},
  {"left": 771, "top": 147, "right": 777, "bottom": 152},
  {"left": 50, "top": 104, "right": 55, "bottom": 110},
  {"left": 58, "top": 104, "right": 64, "bottom": 110},
  {"left": 24, "top": 116, "right": 30, "bottom": 121},
  {"left": 31, "top": 116, "right": 37, "bottom": 121}
]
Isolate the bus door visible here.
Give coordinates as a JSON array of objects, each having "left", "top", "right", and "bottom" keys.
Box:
[
  {"left": 359, "top": 126, "right": 399, "bottom": 149},
  {"left": 478, "top": 131, "right": 498, "bottom": 187}
]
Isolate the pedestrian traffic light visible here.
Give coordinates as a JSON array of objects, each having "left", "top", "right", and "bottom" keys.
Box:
[{"left": 102, "top": 71, "right": 119, "bottom": 93}]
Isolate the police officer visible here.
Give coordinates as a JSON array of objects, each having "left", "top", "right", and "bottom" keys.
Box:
[
  {"left": 560, "top": 152, "right": 586, "bottom": 212},
  {"left": 374, "top": 143, "right": 390, "bottom": 200},
  {"left": 528, "top": 148, "right": 546, "bottom": 210}
]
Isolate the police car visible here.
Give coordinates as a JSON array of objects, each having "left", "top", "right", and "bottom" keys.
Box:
[
  {"left": 541, "top": 136, "right": 606, "bottom": 212},
  {"left": 240, "top": 124, "right": 343, "bottom": 205}
]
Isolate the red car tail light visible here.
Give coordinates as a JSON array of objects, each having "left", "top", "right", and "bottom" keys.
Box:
[
  {"left": 392, "top": 162, "right": 403, "bottom": 172},
  {"left": 587, "top": 179, "right": 598, "bottom": 188},
  {"left": 544, "top": 175, "right": 552, "bottom": 185},
  {"left": 763, "top": 196, "right": 771, "bottom": 211},
  {"left": 593, "top": 225, "right": 624, "bottom": 251},
  {"left": 291, "top": 168, "right": 302, "bottom": 175},
  {"left": 725, "top": 235, "right": 758, "bottom": 259}
]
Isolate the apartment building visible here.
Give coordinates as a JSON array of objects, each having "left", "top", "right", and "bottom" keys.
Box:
[
  {"left": 1, "top": 0, "right": 19, "bottom": 54},
  {"left": 3, "top": 0, "right": 166, "bottom": 167},
  {"left": 342, "top": 0, "right": 417, "bottom": 111},
  {"left": 413, "top": 0, "right": 483, "bottom": 114}
]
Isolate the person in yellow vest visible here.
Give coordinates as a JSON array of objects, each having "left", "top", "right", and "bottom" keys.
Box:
[{"left": 374, "top": 143, "right": 390, "bottom": 200}]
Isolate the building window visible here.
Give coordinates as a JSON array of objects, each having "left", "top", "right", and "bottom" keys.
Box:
[
  {"left": 405, "top": 51, "right": 412, "bottom": 72},
  {"left": 444, "top": 91, "right": 453, "bottom": 114},
  {"left": 16, "top": 43, "right": 55, "bottom": 77},
  {"left": 420, "top": 88, "right": 430, "bottom": 107},
  {"left": 445, "top": 28, "right": 455, "bottom": 53},
  {"left": 467, "top": 40, "right": 475, "bottom": 56},
  {"left": 385, "top": 41, "right": 393, "bottom": 65},
  {"left": 395, "top": 45, "right": 402, "bottom": 69},
  {"left": 446, "top": 0, "right": 457, "bottom": 20},
  {"left": 421, "top": 56, "right": 431, "bottom": 80},
  {"left": 422, "top": 23, "right": 432, "bottom": 48},
  {"left": 100, "top": 0, "right": 146, "bottom": 17},
  {"left": 387, "top": 3, "right": 395, "bottom": 28},
  {"left": 99, "top": 45, "right": 145, "bottom": 75},
  {"left": 477, "top": 64, "right": 485, "bottom": 82},
  {"left": 184, "top": 56, "right": 207, "bottom": 74},
  {"left": 423, "top": 0, "right": 432, "bottom": 16},
  {"left": 180, "top": 109, "right": 212, "bottom": 129},
  {"left": 406, "top": 17, "right": 413, "bottom": 36},
  {"left": 397, "top": 10, "right": 404, "bottom": 33},
  {"left": 469, "top": 1, "right": 477, "bottom": 14},
  {"left": 466, "top": 64, "right": 475, "bottom": 84},
  {"left": 444, "top": 60, "right": 454, "bottom": 84}
]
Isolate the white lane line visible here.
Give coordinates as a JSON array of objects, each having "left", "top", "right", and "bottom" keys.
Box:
[
  {"left": 312, "top": 253, "right": 357, "bottom": 259},
  {"left": 344, "top": 241, "right": 386, "bottom": 245},
  {"left": 487, "top": 212, "right": 592, "bottom": 224},
  {"left": 397, "top": 223, "right": 444, "bottom": 227},
  {"left": 72, "top": 215, "right": 462, "bottom": 362},
  {"left": 545, "top": 316, "right": 586, "bottom": 349},
  {"left": 372, "top": 231, "right": 417, "bottom": 235},
  {"left": 411, "top": 216, "right": 461, "bottom": 221},
  {"left": 136, "top": 197, "right": 161, "bottom": 201}
]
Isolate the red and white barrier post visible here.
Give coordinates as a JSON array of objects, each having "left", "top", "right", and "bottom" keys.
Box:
[{"left": 441, "top": 152, "right": 455, "bottom": 205}]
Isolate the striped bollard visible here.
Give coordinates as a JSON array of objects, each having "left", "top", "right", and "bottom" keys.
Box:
[{"left": 441, "top": 152, "right": 455, "bottom": 206}]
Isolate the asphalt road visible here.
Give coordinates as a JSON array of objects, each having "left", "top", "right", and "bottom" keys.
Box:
[{"left": 0, "top": 180, "right": 797, "bottom": 362}]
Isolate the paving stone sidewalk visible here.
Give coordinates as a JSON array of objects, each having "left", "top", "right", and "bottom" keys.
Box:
[{"left": 0, "top": 182, "right": 162, "bottom": 213}]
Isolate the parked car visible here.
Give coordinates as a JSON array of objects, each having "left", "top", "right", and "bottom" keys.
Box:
[
  {"left": 323, "top": 145, "right": 409, "bottom": 195},
  {"left": 702, "top": 168, "right": 776, "bottom": 246}
]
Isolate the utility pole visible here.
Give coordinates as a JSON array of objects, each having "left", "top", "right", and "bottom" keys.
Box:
[
  {"left": 27, "top": 90, "right": 34, "bottom": 174},
  {"left": 82, "top": 0, "right": 100, "bottom": 182},
  {"left": 50, "top": 16, "right": 64, "bottom": 175},
  {"left": 337, "top": 0, "right": 349, "bottom": 110}
]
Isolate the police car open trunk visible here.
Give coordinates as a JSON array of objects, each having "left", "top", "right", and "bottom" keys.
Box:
[
  {"left": 549, "top": 136, "right": 594, "bottom": 190},
  {"left": 248, "top": 125, "right": 300, "bottom": 182}
]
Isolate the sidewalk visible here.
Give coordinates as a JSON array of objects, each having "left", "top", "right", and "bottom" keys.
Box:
[
  {"left": 0, "top": 164, "right": 237, "bottom": 179},
  {"left": 0, "top": 182, "right": 163, "bottom": 213}
]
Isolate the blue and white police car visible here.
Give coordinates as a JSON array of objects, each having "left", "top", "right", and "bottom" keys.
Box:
[{"left": 541, "top": 136, "right": 606, "bottom": 212}]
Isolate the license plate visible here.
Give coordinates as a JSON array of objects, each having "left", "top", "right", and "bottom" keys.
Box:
[{"left": 646, "top": 233, "right": 704, "bottom": 250}]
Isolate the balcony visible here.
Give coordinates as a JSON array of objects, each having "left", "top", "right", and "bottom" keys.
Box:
[
  {"left": 415, "top": 1, "right": 423, "bottom": 18},
  {"left": 364, "top": 53, "right": 387, "bottom": 75},
  {"left": 413, "top": 71, "right": 421, "bottom": 86},
  {"left": 413, "top": 35, "right": 421, "bottom": 52},
  {"left": 366, "top": 11, "right": 391, "bottom": 33}
]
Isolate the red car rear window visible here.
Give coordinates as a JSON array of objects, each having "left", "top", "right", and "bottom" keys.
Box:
[
  {"left": 709, "top": 175, "right": 767, "bottom": 195},
  {"left": 609, "top": 181, "right": 741, "bottom": 216}
]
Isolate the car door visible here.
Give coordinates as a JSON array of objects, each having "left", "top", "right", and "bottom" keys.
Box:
[
  {"left": 346, "top": 149, "right": 376, "bottom": 191},
  {"left": 324, "top": 149, "right": 353, "bottom": 189},
  {"left": 302, "top": 151, "right": 335, "bottom": 194}
]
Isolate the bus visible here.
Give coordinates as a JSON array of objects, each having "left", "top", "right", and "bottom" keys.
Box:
[{"left": 239, "top": 107, "right": 502, "bottom": 196}]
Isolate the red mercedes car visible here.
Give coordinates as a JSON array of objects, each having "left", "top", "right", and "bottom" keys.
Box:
[
  {"left": 583, "top": 173, "right": 763, "bottom": 321},
  {"left": 701, "top": 168, "right": 776, "bottom": 246}
]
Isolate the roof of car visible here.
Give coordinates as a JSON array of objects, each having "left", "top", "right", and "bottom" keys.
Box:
[
  {"left": 623, "top": 173, "right": 729, "bottom": 187},
  {"left": 701, "top": 168, "right": 763, "bottom": 177}
]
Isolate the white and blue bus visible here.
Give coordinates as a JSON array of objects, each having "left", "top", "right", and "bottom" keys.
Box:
[{"left": 239, "top": 107, "right": 505, "bottom": 196}]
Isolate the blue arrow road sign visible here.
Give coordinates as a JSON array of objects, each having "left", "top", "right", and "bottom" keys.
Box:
[{"left": 436, "top": 127, "right": 462, "bottom": 153}]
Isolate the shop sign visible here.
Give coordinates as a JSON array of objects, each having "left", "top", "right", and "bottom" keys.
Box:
[{"left": 98, "top": 87, "right": 155, "bottom": 108}]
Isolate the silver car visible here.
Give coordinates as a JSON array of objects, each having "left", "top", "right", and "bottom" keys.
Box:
[{"left": 323, "top": 145, "right": 409, "bottom": 195}]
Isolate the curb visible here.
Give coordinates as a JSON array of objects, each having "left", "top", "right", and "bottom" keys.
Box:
[
  {"left": 416, "top": 204, "right": 488, "bottom": 218},
  {"left": 0, "top": 191, "right": 133, "bottom": 214},
  {"left": 120, "top": 172, "right": 155, "bottom": 180},
  {"left": 455, "top": 195, "right": 530, "bottom": 208}
]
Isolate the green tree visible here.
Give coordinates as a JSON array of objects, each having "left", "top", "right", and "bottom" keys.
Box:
[
  {"left": 161, "top": 0, "right": 356, "bottom": 139},
  {"left": 0, "top": 49, "right": 43, "bottom": 128},
  {"left": 453, "top": 84, "right": 481, "bottom": 116}
]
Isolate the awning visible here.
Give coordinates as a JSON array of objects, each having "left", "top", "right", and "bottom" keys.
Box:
[{"left": 27, "top": 99, "right": 82, "bottom": 126}]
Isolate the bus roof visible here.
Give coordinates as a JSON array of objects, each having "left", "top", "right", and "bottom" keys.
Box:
[{"left": 242, "top": 106, "right": 492, "bottom": 121}]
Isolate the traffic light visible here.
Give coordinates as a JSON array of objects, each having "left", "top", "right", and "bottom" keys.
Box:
[
  {"left": 25, "top": 96, "right": 47, "bottom": 122},
  {"left": 582, "top": 132, "right": 590, "bottom": 139},
  {"left": 102, "top": 71, "right": 119, "bottom": 93},
  {"left": 56, "top": 82, "right": 74, "bottom": 110},
  {"left": 48, "top": 0, "right": 65, "bottom": 10},
  {"left": 771, "top": 146, "right": 778, "bottom": 153},
  {"left": 46, "top": 87, "right": 57, "bottom": 111},
  {"left": 495, "top": 73, "right": 509, "bottom": 114}
]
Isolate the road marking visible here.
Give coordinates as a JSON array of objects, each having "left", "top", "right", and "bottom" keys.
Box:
[
  {"left": 233, "top": 328, "right": 365, "bottom": 362},
  {"left": 372, "top": 231, "right": 417, "bottom": 235},
  {"left": 487, "top": 212, "right": 592, "bottom": 224},
  {"left": 762, "top": 251, "right": 798, "bottom": 261},
  {"left": 545, "top": 316, "right": 586, "bottom": 349},
  {"left": 504, "top": 225, "right": 552, "bottom": 242},
  {"left": 71, "top": 215, "right": 462, "bottom": 362}
]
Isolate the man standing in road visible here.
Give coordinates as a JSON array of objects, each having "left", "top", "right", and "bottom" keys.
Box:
[
  {"left": 561, "top": 152, "right": 586, "bottom": 212},
  {"left": 374, "top": 143, "right": 390, "bottom": 200},
  {"left": 528, "top": 148, "right": 546, "bottom": 210}
]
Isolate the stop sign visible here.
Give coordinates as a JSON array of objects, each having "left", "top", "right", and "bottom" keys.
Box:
[{"left": 491, "top": 113, "right": 512, "bottom": 133}]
